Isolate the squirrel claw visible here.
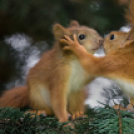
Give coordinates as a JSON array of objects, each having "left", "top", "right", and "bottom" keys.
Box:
[{"left": 71, "top": 111, "right": 85, "bottom": 120}]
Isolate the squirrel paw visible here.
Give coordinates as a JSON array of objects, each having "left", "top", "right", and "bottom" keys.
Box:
[
  {"left": 26, "top": 110, "right": 47, "bottom": 117},
  {"left": 60, "top": 34, "right": 80, "bottom": 51},
  {"left": 71, "top": 111, "right": 86, "bottom": 120}
]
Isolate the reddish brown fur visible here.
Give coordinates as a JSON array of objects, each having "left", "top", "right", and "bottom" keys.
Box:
[
  {"left": 125, "top": 0, "right": 134, "bottom": 27},
  {"left": 61, "top": 35, "right": 134, "bottom": 107},
  {"left": 60, "top": 0, "right": 134, "bottom": 108},
  {"left": 27, "top": 21, "right": 103, "bottom": 122},
  {"left": 0, "top": 86, "right": 29, "bottom": 108},
  {"left": 0, "top": 21, "right": 103, "bottom": 123}
]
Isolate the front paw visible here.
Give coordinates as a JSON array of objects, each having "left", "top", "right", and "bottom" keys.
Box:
[
  {"left": 60, "top": 34, "right": 80, "bottom": 51},
  {"left": 71, "top": 111, "right": 87, "bottom": 120}
]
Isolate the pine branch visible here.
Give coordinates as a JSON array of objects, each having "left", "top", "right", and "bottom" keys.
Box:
[{"left": 0, "top": 104, "right": 134, "bottom": 134}]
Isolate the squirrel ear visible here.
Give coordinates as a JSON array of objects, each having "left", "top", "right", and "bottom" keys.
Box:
[
  {"left": 120, "top": 28, "right": 134, "bottom": 47},
  {"left": 121, "top": 39, "right": 134, "bottom": 48},
  {"left": 69, "top": 20, "right": 80, "bottom": 27},
  {"left": 53, "top": 24, "right": 69, "bottom": 40}
]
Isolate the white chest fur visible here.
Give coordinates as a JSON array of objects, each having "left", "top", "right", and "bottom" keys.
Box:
[
  {"left": 68, "top": 59, "right": 88, "bottom": 92},
  {"left": 114, "top": 79, "right": 134, "bottom": 98}
]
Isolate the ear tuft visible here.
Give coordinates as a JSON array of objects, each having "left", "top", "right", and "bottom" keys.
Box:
[{"left": 69, "top": 20, "right": 80, "bottom": 27}]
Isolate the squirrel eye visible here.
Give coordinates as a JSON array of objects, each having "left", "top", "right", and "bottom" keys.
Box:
[
  {"left": 110, "top": 34, "right": 115, "bottom": 40},
  {"left": 79, "top": 34, "right": 85, "bottom": 40}
]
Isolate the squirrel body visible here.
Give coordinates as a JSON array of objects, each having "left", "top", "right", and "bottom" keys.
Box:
[
  {"left": 60, "top": 0, "right": 134, "bottom": 108},
  {"left": 27, "top": 21, "right": 103, "bottom": 122},
  {"left": 0, "top": 21, "right": 103, "bottom": 122}
]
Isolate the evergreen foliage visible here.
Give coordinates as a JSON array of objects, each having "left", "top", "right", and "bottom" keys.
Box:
[
  {"left": 89, "top": 103, "right": 134, "bottom": 134},
  {"left": 0, "top": 103, "right": 134, "bottom": 134}
]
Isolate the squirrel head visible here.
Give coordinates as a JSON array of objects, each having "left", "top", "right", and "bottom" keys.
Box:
[
  {"left": 53, "top": 20, "right": 103, "bottom": 54},
  {"left": 103, "top": 0, "right": 134, "bottom": 55},
  {"left": 103, "top": 31, "right": 128, "bottom": 54},
  {"left": 103, "top": 28, "right": 134, "bottom": 55}
]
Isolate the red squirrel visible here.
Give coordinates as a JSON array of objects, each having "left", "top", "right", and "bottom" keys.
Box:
[
  {"left": 0, "top": 20, "right": 103, "bottom": 122},
  {"left": 60, "top": 0, "right": 134, "bottom": 110}
]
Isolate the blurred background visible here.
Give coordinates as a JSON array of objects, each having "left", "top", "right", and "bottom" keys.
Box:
[{"left": 0, "top": 0, "right": 130, "bottom": 107}]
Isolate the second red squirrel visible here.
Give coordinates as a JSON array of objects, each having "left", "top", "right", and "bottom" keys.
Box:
[{"left": 60, "top": 0, "right": 134, "bottom": 110}]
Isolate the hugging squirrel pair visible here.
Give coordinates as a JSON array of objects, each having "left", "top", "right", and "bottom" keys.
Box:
[
  {"left": 61, "top": 0, "right": 134, "bottom": 110},
  {"left": 0, "top": 0, "right": 134, "bottom": 123}
]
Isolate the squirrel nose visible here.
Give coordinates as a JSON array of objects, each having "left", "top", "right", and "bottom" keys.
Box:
[{"left": 99, "top": 39, "right": 104, "bottom": 46}]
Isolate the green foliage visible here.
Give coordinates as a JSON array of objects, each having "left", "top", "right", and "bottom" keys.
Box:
[
  {"left": 0, "top": 108, "right": 61, "bottom": 134},
  {"left": 0, "top": 104, "right": 134, "bottom": 134},
  {"left": 0, "top": 107, "right": 76, "bottom": 134},
  {"left": 88, "top": 104, "right": 134, "bottom": 134}
]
